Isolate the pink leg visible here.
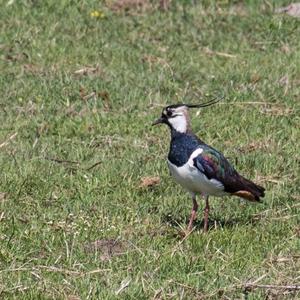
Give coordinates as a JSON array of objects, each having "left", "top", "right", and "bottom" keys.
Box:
[
  {"left": 203, "top": 195, "right": 210, "bottom": 232},
  {"left": 187, "top": 195, "right": 198, "bottom": 232}
]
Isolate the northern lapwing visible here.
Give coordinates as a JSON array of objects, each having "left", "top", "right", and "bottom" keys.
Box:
[{"left": 152, "top": 98, "right": 265, "bottom": 233}]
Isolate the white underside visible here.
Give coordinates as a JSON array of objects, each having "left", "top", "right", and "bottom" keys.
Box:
[{"left": 167, "top": 149, "right": 227, "bottom": 197}]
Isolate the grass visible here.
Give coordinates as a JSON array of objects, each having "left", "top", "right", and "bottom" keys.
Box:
[{"left": 0, "top": 0, "right": 299, "bottom": 299}]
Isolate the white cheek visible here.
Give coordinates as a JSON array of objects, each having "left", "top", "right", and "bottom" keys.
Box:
[{"left": 169, "top": 116, "right": 187, "bottom": 133}]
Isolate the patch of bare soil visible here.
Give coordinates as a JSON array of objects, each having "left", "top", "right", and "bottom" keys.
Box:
[
  {"left": 106, "top": 0, "right": 171, "bottom": 14},
  {"left": 84, "top": 239, "right": 130, "bottom": 261}
]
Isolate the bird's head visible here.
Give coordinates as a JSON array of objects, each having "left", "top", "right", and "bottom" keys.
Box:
[{"left": 152, "top": 97, "right": 222, "bottom": 133}]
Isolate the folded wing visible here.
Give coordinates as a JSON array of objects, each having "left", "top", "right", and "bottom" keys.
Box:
[{"left": 193, "top": 146, "right": 265, "bottom": 201}]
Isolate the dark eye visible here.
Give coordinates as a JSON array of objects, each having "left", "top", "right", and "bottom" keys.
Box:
[{"left": 166, "top": 110, "right": 173, "bottom": 117}]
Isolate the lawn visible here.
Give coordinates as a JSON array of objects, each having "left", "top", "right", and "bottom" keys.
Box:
[{"left": 0, "top": 0, "right": 299, "bottom": 299}]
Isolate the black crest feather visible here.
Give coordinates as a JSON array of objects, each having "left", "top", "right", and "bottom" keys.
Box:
[
  {"left": 166, "top": 94, "right": 224, "bottom": 110},
  {"left": 185, "top": 94, "right": 224, "bottom": 108}
]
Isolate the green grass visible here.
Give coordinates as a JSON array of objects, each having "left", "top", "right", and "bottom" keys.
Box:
[{"left": 0, "top": 0, "right": 299, "bottom": 299}]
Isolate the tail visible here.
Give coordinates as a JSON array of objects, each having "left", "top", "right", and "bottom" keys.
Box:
[{"left": 232, "top": 176, "right": 265, "bottom": 202}]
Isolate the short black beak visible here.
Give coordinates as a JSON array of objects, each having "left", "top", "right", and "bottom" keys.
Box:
[{"left": 152, "top": 117, "right": 165, "bottom": 126}]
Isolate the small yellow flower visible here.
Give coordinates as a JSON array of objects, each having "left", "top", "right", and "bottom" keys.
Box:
[{"left": 90, "top": 10, "right": 105, "bottom": 18}]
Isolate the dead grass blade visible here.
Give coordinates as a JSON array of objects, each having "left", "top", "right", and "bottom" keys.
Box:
[
  {"left": 115, "top": 277, "right": 132, "bottom": 295},
  {"left": 0, "top": 192, "right": 8, "bottom": 202},
  {"left": 255, "top": 175, "right": 283, "bottom": 184},
  {"left": 244, "top": 283, "right": 300, "bottom": 291},
  {"left": 74, "top": 65, "right": 102, "bottom": 77},
  {"left": 0, "top": 265, "right": 111, "bottom": 277},
  {"left": 202, "top": 47, "right": 237, "bottom": 58},
  {"left": 259, "top": 105, "right": 294, "bottom": 116},
  {"left": 221, "top": 101, "right": 295, "bottom": 116},
  {"left": 0, "top": 132, "right": 17, "bottom": 149}
]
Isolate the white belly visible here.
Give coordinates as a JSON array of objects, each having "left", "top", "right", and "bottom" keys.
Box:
[{"left": 167, "top": 159, "right": 226, "bottom": 197}]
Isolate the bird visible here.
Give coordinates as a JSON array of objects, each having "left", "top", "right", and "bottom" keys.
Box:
[{"left": 152, "top": 98, "right": 265, "bottom": 233}]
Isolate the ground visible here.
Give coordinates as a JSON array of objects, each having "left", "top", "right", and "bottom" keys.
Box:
[{"left": 0, "top": 0, "right": 299, "bottom": 299}]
